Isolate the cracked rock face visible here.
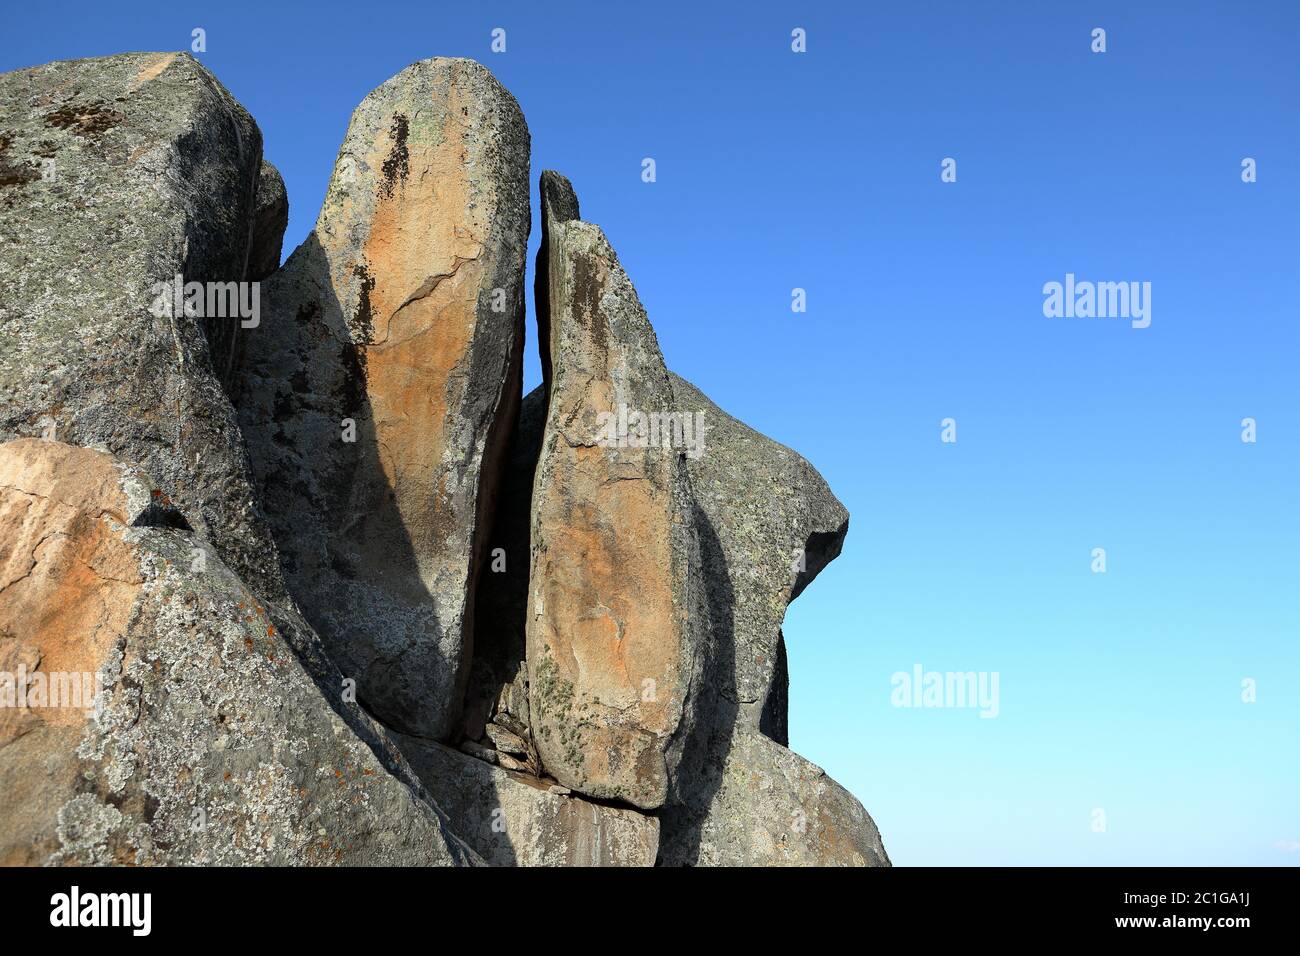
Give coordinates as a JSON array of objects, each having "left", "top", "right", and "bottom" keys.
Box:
[
  {"left": 0, "top": 52, "right": 286, "bottom": 605},
  {"left": 526, "top": 172, "right": 707, "bottom": 809},
  {"left": 395, "top": 734, "right": 658, "bottom": 866},
  {"left": 236, "top": 57, "right": 530, "bottom": 740},
  {"left": 0, "top": 439, "right": 478, "bottom": 866}
]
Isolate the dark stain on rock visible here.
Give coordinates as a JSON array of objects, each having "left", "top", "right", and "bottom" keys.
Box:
[
  {"left": 351, "top": 264, "right": 376, "bottom": 345},
  {"left": 570, "top": 253, "right": 609, "bottom": 356},
  {"left": 380, "top": 114, "right": 409, "bottom": 198},
  {"left": 0, "top": 132, "right": 40, "bottom": 188},
  {"left": 43, "top": 100, "right": 124, "bottom": 138}
]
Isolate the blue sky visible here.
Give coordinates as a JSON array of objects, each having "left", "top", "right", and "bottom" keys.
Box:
[{"left": 5, "top": 0, "right": 1297, "bottom": 865}]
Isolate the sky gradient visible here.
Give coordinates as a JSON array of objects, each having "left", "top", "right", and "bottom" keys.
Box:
[{"left": 4, "top": 0, "right": 1296, "bottom": 865}]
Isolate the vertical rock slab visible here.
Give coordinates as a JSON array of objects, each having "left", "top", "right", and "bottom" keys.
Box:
[
  {"left": 0, "top": 52, "right": 285, "bottom": 603},
  {"left": 0, "top": 439, "right": 479, "bottom": 866},
  {"left": 394, "top": 735, "right": 658, "bottom": 866},
  {"left": 527, "top": 172, "right": 706, "bottom": 809},
  {"left": 236, "top": 58, "right": 530, "bottom": 740}
]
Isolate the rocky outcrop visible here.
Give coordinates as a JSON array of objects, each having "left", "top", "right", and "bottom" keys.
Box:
[
  {"left": 248, "top": 160, "right": 288, "bottom": 282},
  {"left": 0, "top": 439, "right": 478, "bottom": 866},
  {"left": 654, "top": 373, "right": 884, "bottom": 866},
  {"left": 0, "top": 51, "right": 285, "bottom": 604},
  {"left": 0, "top": 52, "right": 887, "bottom": 868},
  {"left": 526, "top": 173, "right": 707, "bottom": 809},
  {"left": 668, "top": 732, "right": 889, "bottom": 867},
  {"left": 395, "top": 734, "right": 658, "bottom": 866},
  {"left": 236, "top": 58, "right": 530, "bottom": 741}
]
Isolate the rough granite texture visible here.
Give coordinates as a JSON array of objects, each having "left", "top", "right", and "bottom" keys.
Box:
[
  {"left": 655, "top": 374, "right": 885, "bottom": 866},
  {"left": 0, "top": 51, "right": 287, "bottom": 605},
  {"left": 395, "top": 734, "right": 658, "bottom": 866},
  {"left": 0, "top": 53, "right": 889, "bottom": 869},
  {"left": 526, "top": 173, "right": 707, "bottom": 810},
  {"left": 0, "top": 439, "right": 479, "bottom": 866},
  {"left": 236, "top": 57, "right": 530, "bottom": 740},
  {"left": 669, "top": 731, "right": 889, "bottom": 867},
  {"left": 461, "top": 385, "right": 545, "bottom": 745},
  {"left": 247, "top": 159, "right": 288, "bottom": 282}
]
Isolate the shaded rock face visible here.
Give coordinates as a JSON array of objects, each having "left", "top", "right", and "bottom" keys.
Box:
[
  {"left": 0, "top": 439, "right": 478, "bottom": 866},
  {"left": 247, "top": 160, "right": 288, "bottom": 282},
  {"left": 461, "top": 385, "right": 545, "bottom": 750},
  {"left": 668, "top": 373, "right": 848, "bottom": 733},
  {"left": 526, "top": 176, "right": 707, "bottom": 809},
  {"left": 653, "top": 373, "right": 882, "bottom": 866},
  {"left": 236, "top": 57, "right": 530, "bottom": 740},
  {"left": 395, "top": 735, "right": 657, "bottom": 866},
  {"left": 0, "top": 52, "right": 887, "bottom": 868},
  {"left": 527, "top": 174, "right": 885, "bottom": 865},
  {"left": 671, "top": 732, "right": 889, "bottom": 867},
  {"left": 0, "top": 52, "right": 286, "bottom": 605}
]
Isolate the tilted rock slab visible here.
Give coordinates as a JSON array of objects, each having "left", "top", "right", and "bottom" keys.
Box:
[
  {"left": 0, "top": 439, "right": 479, "bottom": 866},
  {"left": 237, "top": 58, "right": 530, "bottom": 740},
  {"left": 526, "top": 172, "right": 707, "bottom": 809},
  {"left": 395, "top": 735, "right": 658, "bottom": 866},
  {"left": 0, "top": 52, "right": 286, "bottom": 603},
  {"left": 656, "top": 375, "right": 889, "bottom": 866}
]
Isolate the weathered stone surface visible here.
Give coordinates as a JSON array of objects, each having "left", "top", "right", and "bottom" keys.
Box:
[
  {"left": 236, "top": 58, "right": 530, "bottom": 740},
  {"left": 0, "top": 438, "right": 479, "bottom": 866},
  {"left": 668, "top": 732, "right": 889, "bottom": 867},
  {"left": 461, "top": 385, "right": 545, "bottom": 746},
  {"left": 669, "top": 373, "right": 848, "bottom": 733},
  {"left": 655, "top": 374, "right": 886, "bottom": 865},
  {"left": 0, "top": 52, "right": 286, "bottom": 604},
  {"left": 527, "top": 172, "right": 707, "bottom": 809},
  {"left": 395, "top": 734, "right": 658, "bottom": 866},
  {"left": 248, "top": 159, "right": 288, "bottom": 282}
]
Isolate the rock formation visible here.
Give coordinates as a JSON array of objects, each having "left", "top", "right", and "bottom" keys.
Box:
[
  {"left": 0, "top": 440, "right": 476, "bottom": 865},
  {"left": 525, "top": 172, "right": 708, "bottom": 809},
  {"left": 0, "top": 52, "right": 285, "bottom": 604},
  {"left": 0, "top": 52, "right": 887, "bottom": 867},
  {"left": 235, "top": 58, "right": 530, "bottom": 741}
]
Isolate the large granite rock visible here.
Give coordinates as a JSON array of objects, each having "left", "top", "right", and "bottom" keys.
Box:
[
  {"left": 526, "top": 172, "right": 707, "bottom": 809},
  {"left": 395, "top": 734, "right": 658, "bottom": 866},
  {"left": 236, "top": 58, "right": 530, "bottom": 740},
  {"left": 0, "top": 439, "right": 479, "bottom": 866},
  {"left": 0, "top": 51, "right": 286, "bottom": 604},
  {"left": 669, "top": 373, "right": 848, "bottom": 735},
  {"left": 247, "top": 159, "right": 288, "bottom": 282},
  {"left": 656, "top": 375, "right": 887, "bottom": 866},
  {"left": 671, "top": 732, "right": 889, "bottom": 867}
]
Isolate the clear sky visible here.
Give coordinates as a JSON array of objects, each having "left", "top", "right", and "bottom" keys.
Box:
[{"left": 4, "top": 0, "right": 1296, "bottom": 865}]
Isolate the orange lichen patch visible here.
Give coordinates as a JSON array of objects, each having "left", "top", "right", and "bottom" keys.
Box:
[
  {"left": 128, "top": 53, "right": 178, "bottom": 92},
  {"left": 529, "top": 420, "right": 681, "bottom": 803},
  {"left": 0, "top": 441, "right": 145, "bottom": 740},
  {"left": 336, "top": 71, "right": 488, "bottom": 594}
]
